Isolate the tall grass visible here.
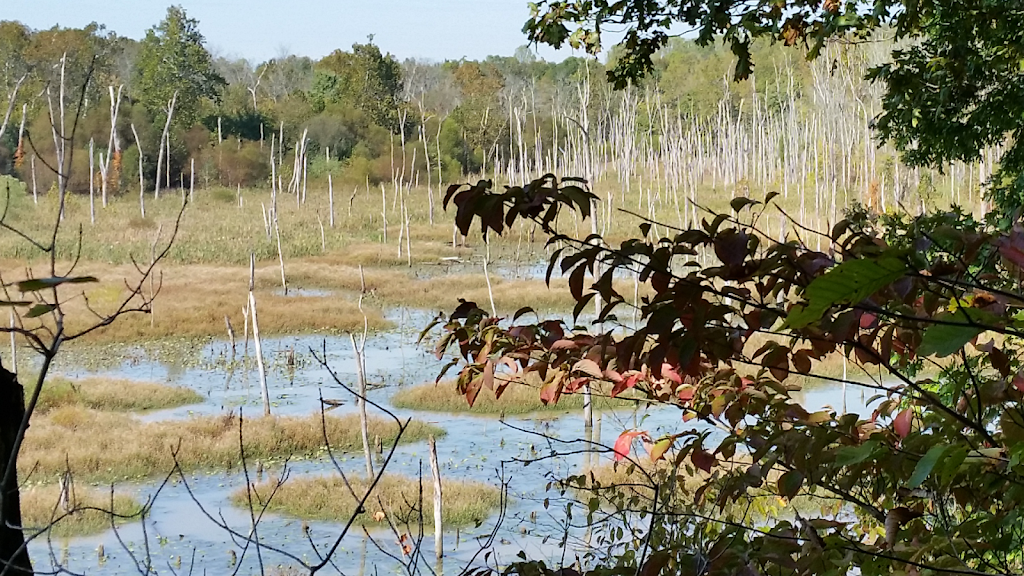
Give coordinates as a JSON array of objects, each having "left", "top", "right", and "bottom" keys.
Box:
[
  {"left": 236, "top": 474, "right": 502, "bottom": 529},
  {"left": 391, "top": 380, "right": 641, "bottom": 416},
  {"left": 31, "top": 376, "right": 203, "bottom": 413},
  {"left": 20, "top": 485, "right": 142, "bottom": 538},
  {"left": 22, "top": 409, "right": 442, "bottom": 484}
]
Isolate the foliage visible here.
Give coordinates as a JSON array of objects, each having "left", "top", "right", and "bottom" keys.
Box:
[
  {"left": 522, "top": 0, "right": 1024, "bottom": 213},
  {"left": 431, "top": 175, "right": 1024, "bottom": 575},
  {"left": 134, "top": 5, "right": 224, "bottom": 128}
]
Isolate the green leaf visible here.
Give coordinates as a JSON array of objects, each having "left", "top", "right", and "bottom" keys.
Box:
[
  {"left": 25, "top": 303, "right": 56, "bottom": 318},
  {"left": 918, "top": 309, "right": 997, "bottom": 357},
  {"left": 835, "top": 440, "right": 877, "bottom": 467},
  {"left": 778, "top": 470, "right": 804, "bottom": 500},
  {"left": 17, "top": 276, "right": 99, "bottom": 293},
  {"left": 908, "top": 444, "right": 948, "bottom": 489},
  {"left": 787, "top": 256, "right": 908, "bottom": 329}
]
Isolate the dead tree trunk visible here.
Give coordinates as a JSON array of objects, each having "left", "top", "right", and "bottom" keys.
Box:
[{"left": 0, "top": 366, "right": 32, "bottom": 574}]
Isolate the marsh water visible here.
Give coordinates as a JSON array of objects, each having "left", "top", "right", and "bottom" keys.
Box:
[{"left": 31, "top": 307, "right": 875, "bottom": 575}]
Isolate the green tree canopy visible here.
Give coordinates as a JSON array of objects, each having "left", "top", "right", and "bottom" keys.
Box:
[
  {"left": 134, "top": 5, "right": 224, "bottom": 128},
  {"left": 310, "top": 42, "right": 404, "bottom": 132}
]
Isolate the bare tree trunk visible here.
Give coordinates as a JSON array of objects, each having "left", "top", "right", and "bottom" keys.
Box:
[
  {"left": 89, "top": 138, "right": 95, "bottom": 224},
  {"left": 131, "top": 123, "right": 146, "bottom": 218},
  {"left": 0, "top": 74, "right": 26, "bottom": 142},
  {"left": 154, "top": 92, "right": 177, "bottom": 200},
  {"left": 249, "top": 254, "right": 270, "bottom": 416},
  {"left": 0, "top": 366, "right": 32, "bottom": 574}
]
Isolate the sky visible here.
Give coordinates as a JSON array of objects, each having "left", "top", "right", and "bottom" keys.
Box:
[{"left": 4, "top": 0, "right": 587, "bottom": 63}]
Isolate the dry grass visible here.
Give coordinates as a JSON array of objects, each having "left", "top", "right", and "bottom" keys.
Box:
[
  {"left": 391, "top": 380, "right": 641, "bottom": 415},
  {"left": 20, "top": 485, "right": 143, "bottom": 538},
  {"left": 236, "top": 474, "right": 502, "bottom": 529},
  {"left": 21, "top": 408, "right": 443, "bottom": 484},
  {"left": 0, "top": 260, "right": 389, "bottom": 344},
  {"left": 31, "top": 376, "right": 203, "bottom": 413}
]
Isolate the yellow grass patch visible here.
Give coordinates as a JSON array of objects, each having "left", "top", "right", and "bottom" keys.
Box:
[
  {"left": 391, "top": 380, "right": 640, "bottom": 415},
  {"left": 236, "top": 474, "right": 501, "bottom": 529},
  {"left": 21, "top": 408, "right": 442, "bottom": 484},
  {"left": 20, "top": 485, "right": 143, "bottom": 538},
  {"left": 32, "top": 376, "right": 203, "bottom": 413}
]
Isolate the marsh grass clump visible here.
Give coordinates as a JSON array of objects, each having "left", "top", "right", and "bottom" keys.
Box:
[
  {"left": 31, "top": 377, "right": 203, "bottom": 413},
  {"left": 20, "top": 485, "right": 143, "bottom": 538},
  {"left": 235, "top": 474, "right": 502, "bottom": 529},
  {"left": 391, "top": 380, "right": 640, "bottom": 415},
  {"left": 21, "top": 409, "right": 443, "bottom": 484}
]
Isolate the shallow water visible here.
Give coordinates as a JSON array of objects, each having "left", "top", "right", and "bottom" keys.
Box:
[{"left": 29, "top": 307, "right": 877, "bottom": 575}]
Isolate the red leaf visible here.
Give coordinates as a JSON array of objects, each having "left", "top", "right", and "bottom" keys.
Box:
[
  {"left": 677, "top": 386, "right": 695, "bottom": 402},
  {"left": 894, "top": 408, "right": 913, "bottom": 439},
  {"left": 1014, "top": 373, "right": 1024, "bottom": 393},
  {"left": 661, "top": 362, "right": 683, "bottom": 384},
  {"left": 610, "top": 372, "right": 641, "bottom": 398},
  {"left": 565, "top": 377, "right": 589, "bottom": 393},
  {"left": 691, "top": 449, "right": 715, "bottom": 473},
  {"left": 540, "top": 371, "right": 565, "bottom": 405},
  {"left": 613, "top": 430, "right": 645, "bottom": 461}
]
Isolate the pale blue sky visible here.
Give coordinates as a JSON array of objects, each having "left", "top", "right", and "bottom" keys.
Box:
[{"left": 4, "top": 0, "right": 587, "bottom": 63}]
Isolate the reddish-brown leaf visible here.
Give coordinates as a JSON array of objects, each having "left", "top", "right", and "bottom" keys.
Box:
[
  {"left": 569, "top": 265, "right": 587, "bottom": 301},
  {"left": 1013, "top": 373, "right": 1024, "bottom": 393},
  {"left": 894, "top": 408, "right": 913, "bottom": 439},
  {"left": 691, "top": 449, "right": 715, "bottom": 473},
  {"left": 573, "top": 358, "right": 603, "bottom": 378},
  {"left": 465, "top": 376, "right": 482, "bottom": 408}
]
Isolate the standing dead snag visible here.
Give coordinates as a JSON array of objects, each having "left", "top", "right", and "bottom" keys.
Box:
[
  {"left": 0, "top": 365, "right": 31, "bottom": 575},
  {"left": 248, "top": 254, "right": 270, "bottom": 416}
]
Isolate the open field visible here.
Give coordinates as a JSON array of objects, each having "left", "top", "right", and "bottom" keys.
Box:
[
  {"left": 21, "top": 409, "right": 443, "bottom": 484},
  {"left": 31, "top": 376, "right": 203, "bottom": 413},
  {"left": 20, "top": 485, "right": 143, "bottom": 538},
  {"left": 236, "top": 473, "right": 502, "bottom": 529},
  {"left": 392, "top": 380, "right": 642, "bottom": 415}
]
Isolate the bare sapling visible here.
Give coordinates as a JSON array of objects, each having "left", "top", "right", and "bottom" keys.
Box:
[
  {"left": 380, "top": 183, "right": 388, "bottom": 245},
  {"left": 328, "top": 173, "right": 335, "bottom": 227},
  {"left": 429, "top": 435, "right": 443, "bottom": 559},
  {"left": 248, "top": 254, "right": 270, "bottom": 415},
  {"left": 224, "top": 315, "right": 236, "bottom": 355}
]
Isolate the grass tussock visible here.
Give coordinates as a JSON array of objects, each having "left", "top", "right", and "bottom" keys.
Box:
[
  {"left": 31, "top": 376, "right": 203, "bottom": 413},
  {"left": 20, "top": 485, "right": 143, "bottom": 538},
  {"left": 391, "top": 380, "right": 640, "bottom": 415},
  {"left": 236, "top": 474, "right": 502, "bottom": 529},
  {"left": 21, "top": 409, "right": 443, "bottom": 484}
]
